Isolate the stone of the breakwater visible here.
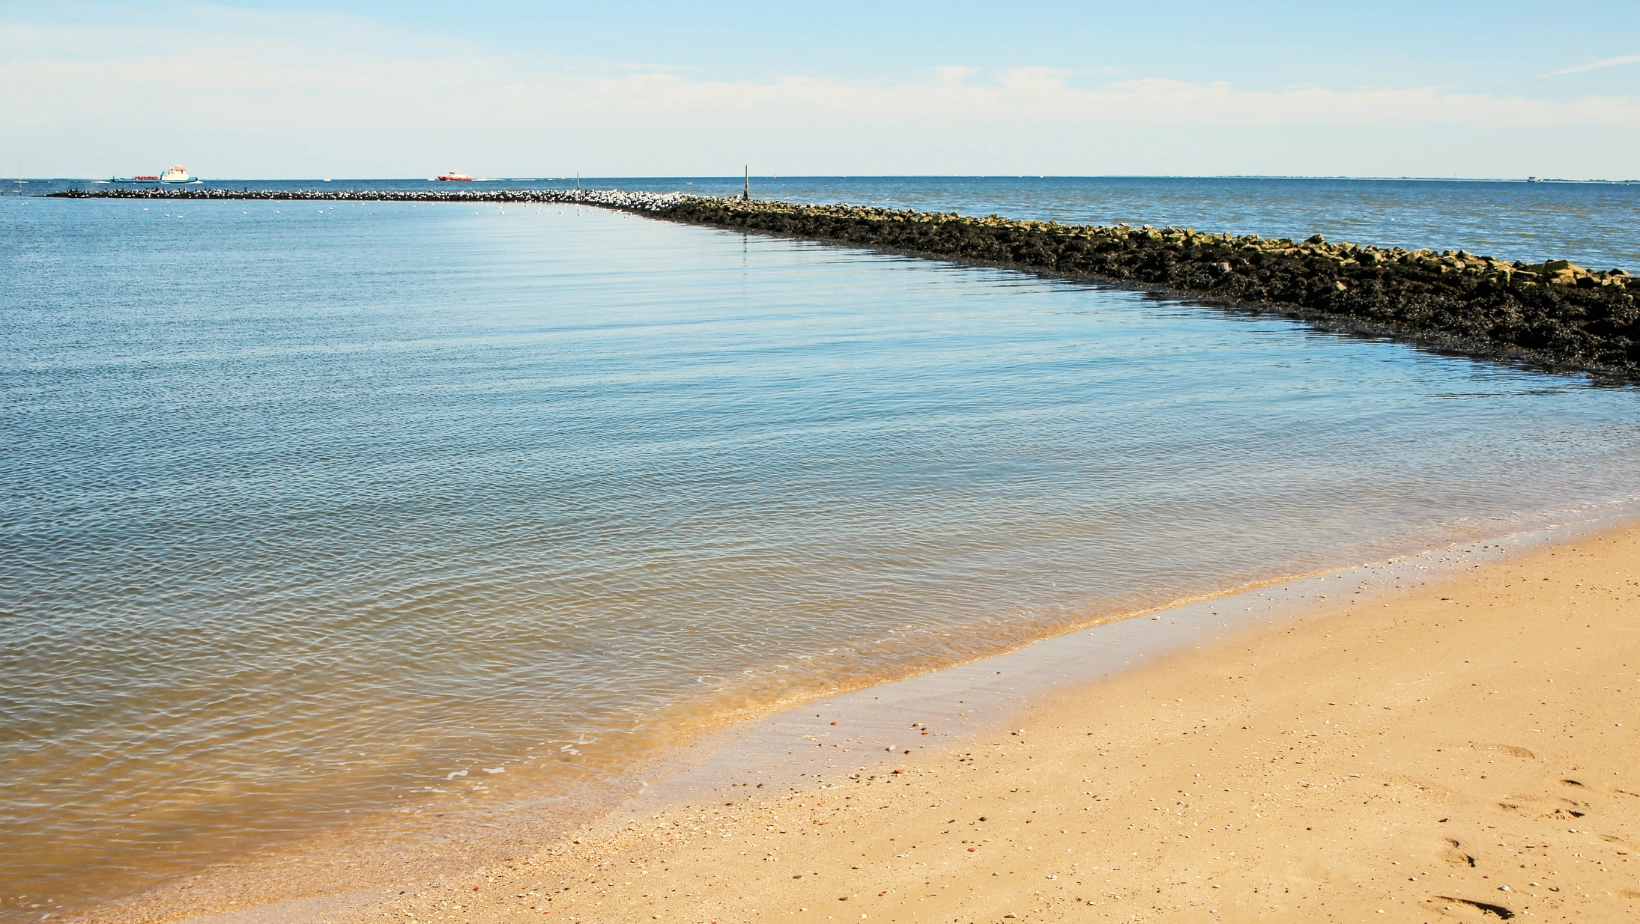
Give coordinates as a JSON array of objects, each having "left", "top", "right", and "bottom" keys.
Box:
[{"left": 47, "top": 187, "right": 1639, "bottom": 376}]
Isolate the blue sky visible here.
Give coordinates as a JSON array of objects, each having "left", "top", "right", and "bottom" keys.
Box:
[{"left": 3, "top": 1, "right": 1637, "bottom": 178}]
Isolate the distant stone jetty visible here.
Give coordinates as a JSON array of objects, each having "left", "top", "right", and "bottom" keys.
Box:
[
  {"left": 50, "top": 187, "right": 1638, "bottom": 376},
  {"left": 51, "top": 186, "right": 688, "bottom": 211}
]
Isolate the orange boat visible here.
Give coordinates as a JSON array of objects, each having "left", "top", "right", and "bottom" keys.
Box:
[{"left": 436, "top": 170, "right": 473, "bottom": 182}]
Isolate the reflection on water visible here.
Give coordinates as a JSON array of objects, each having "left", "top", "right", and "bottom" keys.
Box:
[{"left": 2, "top": 195, "right": 1638, "bottom": 918}]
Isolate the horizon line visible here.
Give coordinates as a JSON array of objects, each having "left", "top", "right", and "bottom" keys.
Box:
[{"left": 19, "top": 174, "right": 1640, "bottom": 184}]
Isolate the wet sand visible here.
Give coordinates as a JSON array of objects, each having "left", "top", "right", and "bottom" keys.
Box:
[{"left": 330, "top": 522, "right": 1639, "bottom": 924}]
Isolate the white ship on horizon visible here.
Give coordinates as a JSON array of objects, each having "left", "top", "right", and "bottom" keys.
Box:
[{"left": 160, "top": 163, "right": 199, "bottom": 184}]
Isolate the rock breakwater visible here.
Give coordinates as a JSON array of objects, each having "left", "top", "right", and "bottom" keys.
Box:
[
  {"left": 659, "top": 198, "right": 1639, "bottom": 377},
  {"left": 49, "top": 188, "right": 1638, "bottom": 375}
]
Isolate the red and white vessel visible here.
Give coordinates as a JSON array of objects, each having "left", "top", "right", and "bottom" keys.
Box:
[{"left": 436, "top": 170, "right": 473, "bottom": 182}]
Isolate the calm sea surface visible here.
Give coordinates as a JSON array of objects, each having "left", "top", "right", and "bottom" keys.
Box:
[{"left": 3, "top": 179, "right": 1639, "bottom": 919}]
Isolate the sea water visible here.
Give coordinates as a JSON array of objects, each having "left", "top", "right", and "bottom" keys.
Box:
[{"left": 3, "top": 181, "right": 1638, "bottom": 918}]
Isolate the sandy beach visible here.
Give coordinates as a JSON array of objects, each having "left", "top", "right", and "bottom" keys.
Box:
[{"left": 323, "top": 522, "right": 1640, "bottom": 924}]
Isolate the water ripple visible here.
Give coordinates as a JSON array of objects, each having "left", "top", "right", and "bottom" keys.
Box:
[{"left": 2, "top": 197, "right": 1638, "bottom": 918}]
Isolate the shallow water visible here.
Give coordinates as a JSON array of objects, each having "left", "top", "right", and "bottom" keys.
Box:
[{"left": 3, "top": 191, "right": 1639, "bottom": 919}]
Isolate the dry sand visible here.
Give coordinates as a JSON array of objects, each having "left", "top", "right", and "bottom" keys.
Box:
[{"left": 340, "top": 523, "right": 1640, "bottom": 924}]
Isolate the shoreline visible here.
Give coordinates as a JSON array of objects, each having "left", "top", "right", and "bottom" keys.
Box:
[
  {"left": 620, "top": 512, "right": 1634, "bottom": 816},
  {"left": 333, "top": 515, "right": 1640, "bottom": 924},
  {"left": 43, "top": 187, "right": 1640, "bottom": 379},
  {"left": 99, "top": 506, "right": 1640, "bottom": 923}
]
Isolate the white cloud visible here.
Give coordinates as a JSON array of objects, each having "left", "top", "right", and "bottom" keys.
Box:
[
  {"left": 1538, "top": 54, "right": 1640, "bottom": 78},
  {"left": 10, "top": 38, "right": 1637, "bottom": 134},
  {"left": 4, "top": 18, "right": 1639, "bottom": 177}
]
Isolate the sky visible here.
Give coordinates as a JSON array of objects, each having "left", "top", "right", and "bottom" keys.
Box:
[{"left": 2, "top": 1, "right": 1638, "bottom": 179}]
